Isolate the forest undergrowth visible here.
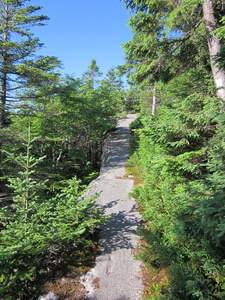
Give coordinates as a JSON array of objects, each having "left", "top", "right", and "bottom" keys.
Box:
[
  {"left": 0, "top": 58, "right": 135, "bottom": 299},
  {"left": 2, "top": 1, "right": 225, "bottom": 299},
  {"left": 128, "top": 69, "right": 225, "bottom": 299}
]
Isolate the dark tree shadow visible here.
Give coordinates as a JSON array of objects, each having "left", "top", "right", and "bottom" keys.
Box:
[{"left": 98, "top": 205, "right": 140, "bottom": 253}]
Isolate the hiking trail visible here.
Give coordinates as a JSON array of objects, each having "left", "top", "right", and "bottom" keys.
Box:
[{"left": 81, "top": 114, "right": 143, "bottom": 300}]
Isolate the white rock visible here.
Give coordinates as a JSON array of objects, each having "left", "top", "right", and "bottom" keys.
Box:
[{"left": 38, "top": 291, "right": 57, "bottom": 300}]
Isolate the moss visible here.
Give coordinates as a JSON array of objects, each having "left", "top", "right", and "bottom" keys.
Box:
[{"left": 125, "top": 164, "right": 144, "bottom": 186}]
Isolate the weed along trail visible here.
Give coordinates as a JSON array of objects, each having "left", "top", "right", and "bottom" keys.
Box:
[{"left": 81, "top": 114, "right": 143, "bottom": 300}]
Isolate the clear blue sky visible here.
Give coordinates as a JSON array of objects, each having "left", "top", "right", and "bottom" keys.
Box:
[{"left": 30, "top": 0, "right": 132, "bottom": 78}]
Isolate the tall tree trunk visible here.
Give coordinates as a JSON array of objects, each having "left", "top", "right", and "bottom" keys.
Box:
[
  {"left": 0, "top": 3, "right": 9, "bottom": 129},
  {"left": 152, "top": 84, "right": 156, "bottom": 116},
  {"left": 0, "top": 70, "right": 7, "bottom": 129},
  {"left": 203, "top": 0, "right": 225, "bottom": 104}
]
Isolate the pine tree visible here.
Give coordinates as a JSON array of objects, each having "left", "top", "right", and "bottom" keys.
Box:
[
  {"left": 82, "top": 58, "right": 102, "bottom": 89},
  {"left": 0, "top": 123, "right": 106, "bottom": 298},
  {"left": 0, "top": 0, "right": 60, "bottom": 128},
  {"left": 121, "top": 0, "right": 225, "bottom": 104}
]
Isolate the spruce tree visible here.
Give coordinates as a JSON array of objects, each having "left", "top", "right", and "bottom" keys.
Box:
[
  {"left": 121, "top": 0, "right": 225, "bottom": 104},
  {"left": 82, "top": 58, "right": 102, "bottom": 89},
  {"left": 0, "top": 0, "right": 60, "bottom": 128}
]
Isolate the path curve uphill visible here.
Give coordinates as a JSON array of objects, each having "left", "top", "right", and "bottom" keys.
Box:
[{"left": 81, "top": 114, "right": 143, "bottom": 300}]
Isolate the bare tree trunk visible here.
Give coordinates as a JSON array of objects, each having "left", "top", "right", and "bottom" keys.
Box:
[
  {"left": 152, "top": 84, "right": 156, "bottom": 115},
  {"left": 203, "top": 0, "right": 225, "bottom": 104},
  {"left": 0, "top": 3, "right": 9, "bottom": 129},
  {"left": 0, "top": 70, "right": 7, "bottom": 129}
]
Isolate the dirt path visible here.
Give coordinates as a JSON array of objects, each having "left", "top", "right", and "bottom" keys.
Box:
[{"left": 81, "top": 114, "right": 143, "bottom": 300}]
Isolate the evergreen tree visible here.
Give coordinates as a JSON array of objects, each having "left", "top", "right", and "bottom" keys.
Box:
[
  {"left": 99, "top": 67, "right": 126, "bottom": 113},
  {"left": 0, "top": 123, "right": 106, "bottom": 299},
  {"left": 104, "top": 67, "right": 124, "bottom": 91},
  {"left": 121, "top": 2, "right": 225, "bottom": 297},
  {"left": 82, "top": 58, "right": 102, "bottom": 89},
  {"left": 121, "top": 0, "right": 225, "bottom": 104},
  {"left": 0, "top": 0, "right": 60, "bottom": 127}
]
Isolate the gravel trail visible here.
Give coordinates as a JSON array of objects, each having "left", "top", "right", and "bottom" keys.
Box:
[{"left": 81, "top": 114, "right": 143, "bottom": 300}]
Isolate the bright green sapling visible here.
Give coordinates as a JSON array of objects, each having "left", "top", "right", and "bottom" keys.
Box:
[{"left": 0, "top": 125, "right": 105, "bottom": 299}]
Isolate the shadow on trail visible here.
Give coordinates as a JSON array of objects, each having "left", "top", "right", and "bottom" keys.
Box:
[
  {"left": 101, "top": 128, "right": 131, "bottom": 174},
  {"left": 100, "top": 208, "right": 139, "bottom": 253}
]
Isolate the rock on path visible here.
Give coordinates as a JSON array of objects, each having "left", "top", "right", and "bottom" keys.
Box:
[{"left": 81, "top": 114, "right": 143, "bottom": 300}]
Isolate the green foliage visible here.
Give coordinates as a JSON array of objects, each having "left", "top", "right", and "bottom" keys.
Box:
[
  {"left": 122, "top": 1, "right": 225, "bottom": 298},
  {"left": 121, "top": 0, "right": 209, "bottom": 86},
  {"left": 0, "top": 127, "right": 106, "bottom": 299},
  {"left": 7, "top": 62, "right": 126, "bottom": 185},
  {"left": 0, "top": 57, "right": 125, "bottom": 299},
  {"left": 213, "top": 45, "right": 225, "bottom": 77},
  {"left": 0, "top": 0, "right": 61, "bottom": 127},
  {"left": 128, "top": 67, "right": 225, "bottom": 298},
  {"left": 213, "top": 16, "right": 225, "bottom": 39},
  {"left": 82, "top": 58, "right": 102, "bottom": 89}
]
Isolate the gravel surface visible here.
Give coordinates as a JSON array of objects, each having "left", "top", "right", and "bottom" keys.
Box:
[{"left": 81, "top": 114, "right": 143, "bottom": 300}]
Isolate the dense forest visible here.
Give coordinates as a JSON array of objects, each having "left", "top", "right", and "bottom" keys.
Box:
[
  {"left": 121, "top": 0, "right": 225, "bottom": 299},
  {"left": 0, "top": 1, "right": 137, "bottom": 299},
  {"left": 1, "top": 0, "right": 225, "bottom": 299}
]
